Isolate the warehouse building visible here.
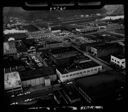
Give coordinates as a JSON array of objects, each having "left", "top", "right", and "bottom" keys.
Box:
[
  {"left": 49, "top": 46, "right": 81, "bottom": 65},
  {"left": 56, "top": 59, "right": 102, "bottom": 82},
  {"left": 80, "top": 42, "right": 103, "bottom": 52},
  {"left": 111, "top": 54, "right": 125, "bottom": 69},
  {"left": 45, "top": 41, "right": 64, "bottom": 49},
  {"left": 89, "top": 43, "right": 123, "bottom": 57},
  {"left": 19, "top": 67, "right": 57, "bottom": 87}
]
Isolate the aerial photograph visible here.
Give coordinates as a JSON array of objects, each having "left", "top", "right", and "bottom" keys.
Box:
[{"left": 3, "top": 4, "right": 126, "bottom": 110}]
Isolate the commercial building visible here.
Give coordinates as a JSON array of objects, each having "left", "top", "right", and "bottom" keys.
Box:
[
  {"left": 19, "top": 67, "right": 57, "bottom": 87},
  {"left": 56, "top": 59, "right": 102, "bottom": 82},
  {"left": 111, "top": 54, "right": 125, "bottom": 69}
]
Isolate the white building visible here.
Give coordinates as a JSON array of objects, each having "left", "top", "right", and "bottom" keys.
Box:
[
  {"left": 111, "top": 55, "right": 125, "bottom": 69},
  {"left": 4, "top": 71, "right": 23, "bottom": 93},
  {"left": 56, "top": 61, "right": 102, "bottom": 82}
]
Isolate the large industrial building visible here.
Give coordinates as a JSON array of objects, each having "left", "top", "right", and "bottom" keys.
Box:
[
  {"left": 47, "top": 46, "right": 102, "bottom": 82},
  {"left": 19, "top": 67, "right": 57, "bottom": 87},
  {"left": 56, "top": 59, "right": 102, "bottom": 82},
  {"left": 45, "top": 41, "right": 64, "bottom": 49},
  {"left": 49, "top": 46, "right": 81, "bottom": 65},
  {"left": 89, "top": 43, "right": 123, "bottom": 57},
  {"left": 4, "top": 67, "right": 57, "bottom": 94}
]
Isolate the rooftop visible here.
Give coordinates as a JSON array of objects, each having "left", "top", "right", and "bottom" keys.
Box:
[
  {"left": 22, "top": 25, "right": 39, "bottom": 32},
  {"left": 92, "top": 43, "right": 122, "bottom": 50},
  {"left": 52, "top": 51, "right": 79, "bottom": 59},
  {"left": 57, "top": 60, "right": 100, "bottom": 74},
  {"left": 46, "top": 41, "right": 62, "bottom": 44},
  {"left": 50, "top": 46, "right": 78, "bottom": 54},
  {"left": 19, "top": 67, "right": 56, "bottom": 81},
  {"left": 3, "top": 57, "right": 25, "bottom": 68},
  {"left": 4, "top": 33, "right": 28, "bottom": 41},
  {"left": 112, "top": 54, "right": 125, "bottom": 59}
]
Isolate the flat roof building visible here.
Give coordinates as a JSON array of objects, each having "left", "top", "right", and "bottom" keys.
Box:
[
  {"left": 19, "top": 67, "right": 57, "bottom": 87},
  {"left": 111, "top": 54, "right": 125, "bottom": 69},
  {"left": 90, "top": 43, "right": 123, "bottom": 57},
  {"left": 56, "top": 59, "right": 102, "bottom": 82},
  {"left": 49, "top": 46, "right": 81, "bottom": 66},
  {"left": 45, "top": 40, "right": 64, "bottom": 49}
]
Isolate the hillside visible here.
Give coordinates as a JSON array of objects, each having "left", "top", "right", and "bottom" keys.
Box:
[
  {"left": 3, "top": 5, "right": 124, "bottom": 23},
  {"left": 104, "top": 5, "right": 124, "bottom": 15}
]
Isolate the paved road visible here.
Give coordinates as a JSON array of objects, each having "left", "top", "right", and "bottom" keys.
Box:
[
  {"left": 72, "top": 45, "right": 113, "bottom": 72},
  {"left": 118, "top": 42, "right": 125, "bottom": 46},
  {"left": 84, "top": 53, "right": 113, "bottom": 72},
  {"left": 106, "top": 31, "right": 125, "bottom": 37},
  {"left": 76, "top": 30, "right": 106, "bottom": 36},
  {"left": 31, "top": 23, "right": 43, "bottom": 31},
  {"left": 106, "top": 39, "right": 124, "bottom": 44},
  {"left": 10, "top": 84, "right": 61, "bottom": 103}
]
